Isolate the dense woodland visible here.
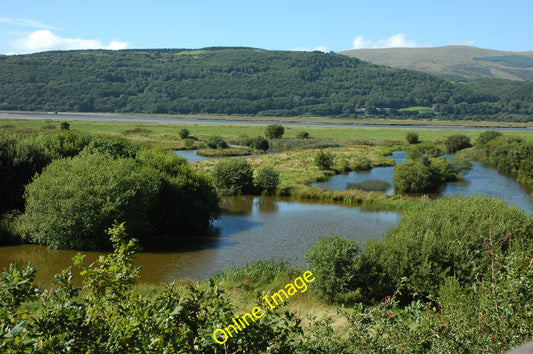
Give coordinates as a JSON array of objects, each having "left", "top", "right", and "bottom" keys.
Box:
[{"left": 1, "top": 48, "right": 532, "bottom": 120}]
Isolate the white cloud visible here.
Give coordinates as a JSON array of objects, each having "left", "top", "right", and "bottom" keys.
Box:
[
  {"left": 292, "top": 45, "right": 330, "bottom": 53},
  {"left": 352, "top": 33, "right": 431, "bottom": 49},
  {"left": 9, "top": 30, "right": 128, "bottom": 54}
]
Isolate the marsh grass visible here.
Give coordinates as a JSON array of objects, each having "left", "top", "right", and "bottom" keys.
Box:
[
  {"left": 347, "top": 180, "right": 391, "bottom": 192},
  {"left": 196, "top": 146, "right": 258, "bottom": 157}
]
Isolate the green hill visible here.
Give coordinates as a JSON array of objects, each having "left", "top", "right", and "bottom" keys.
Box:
[
  {"left": 340, "top": 45, "right": 533, "bottom": 81},
  {"left": 0, "top": 48, "right": 531, "bottom": 120}
]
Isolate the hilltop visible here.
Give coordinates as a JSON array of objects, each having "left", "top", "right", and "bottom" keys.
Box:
[
  {"left": 340, "top": 45, "right": 533, "bottom": 81},
  {"left": 0, "top": 48, "right": 531, "bottom": 121}
]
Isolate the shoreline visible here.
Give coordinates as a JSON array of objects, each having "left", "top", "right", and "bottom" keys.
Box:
[{"left": 1, "top": 110, "right": 531, "bottom": 129}]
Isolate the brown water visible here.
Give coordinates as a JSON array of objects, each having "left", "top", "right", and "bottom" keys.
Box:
[{"left": 0, "top": 197, "right": 400, "bottom": 286}]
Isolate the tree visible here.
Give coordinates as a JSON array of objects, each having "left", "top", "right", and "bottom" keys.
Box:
[
  {"left": 212, "top": 158, "right": 255, "bottom": 195},
  {"left": 60, "top": 121, "right": 70, "bottom": 130},
  {"left": 254, "top": 167, "right": 280, "bottom": 195},
  {"left": 445, "top": 134, "right": 472, "bottom": 154},
  {"left": 406, "top": 131, "right": 420, "bottom": 144},
  {"left": 205, "top": 136, "right": 228, "bottom": 149},
  {"left": 392, "top": 158, "right": 441, "bottom": 193},
  {"left": 21, "top": 151, "right": 219, "bottom": 250},
  {"left": 305, "top": 235, "right": 362, "bottom": 303},
  {"left": 296, "top": 131, "right": 310, "bottom": 139},
  {"left": 178, "top": 128, "right": 190, "bottom": 139},
  {"left": 265, "top": 124, "right": 285, "bottom": 139},
  {"left": 476, "top": 131, "right": 502, "bottom": 146},
  {"left": 314, "top": 150, "right": 334, "bottom": 170}
]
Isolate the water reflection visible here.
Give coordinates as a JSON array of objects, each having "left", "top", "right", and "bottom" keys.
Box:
[{"left": 0, "top": 197, "right": 400, "bottom": 285}]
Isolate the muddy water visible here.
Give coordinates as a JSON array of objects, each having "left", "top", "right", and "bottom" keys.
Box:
[{"left": 0, "top": 197, "right": 400, "bottom": 286}]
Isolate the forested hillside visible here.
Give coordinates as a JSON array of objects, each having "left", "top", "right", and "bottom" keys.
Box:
[{"left": 0, "top": 48, "right": 531, "bottom": 120}]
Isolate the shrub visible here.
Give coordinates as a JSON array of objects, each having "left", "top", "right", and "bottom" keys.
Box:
[
  {"left": 206, "top": 135, "right": 228, "bottom": 149},
  {"left": 444, "top": 134, "right": 472, "bottom": 153},
  {"left": 254, "top": 167, "right": 280, "bottom": 195},
  {"left": 304, "top": 235, "right": 362, "bottom": 304},
  {"left": 21, "top": 151, "right": 219, "bottom": 250},
  {"left": 314, "top": 150, "right": 334, "bottom": 170},
  {"left": 363, "top": 195, "right": 533, "bottom": 302},
  {"left": 178, "top": 128, "right": 190, "bottom": 139},
  {"left": 476, "top": 130, "right": 503, "bottom": 146},
  {"left": 406, "top": 131, "right": 420, "bottom": 144},
  {"left": 241, "top": 136, "right": 269, "bottom": 151},
  {"left": 265, "top": 124, "right": 285, "bottom": 139},
  {"left": 212, "top": 158, "right": 255, "bottom": 195},
  {"left": 60, "top": 121, "right": 70, "bottom": 130},
  {"left": 392, "top": 158, "right": 441, "bottom": 193},
  {"left": 406, "top": 142, "right": 443, "bottom": 159},
  {"left": 82, "top": 136, "right": 137, "bottom": 158},
  {"left": 296, "top": 131, "right": 310, "bottom": 139},
  {"left": 0, "top": 225, "right": 304, "bottom": 352}
]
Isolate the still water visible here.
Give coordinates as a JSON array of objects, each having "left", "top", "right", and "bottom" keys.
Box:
[
  {"left": 313, "top": 152, "right": 533, "bottom": 215},
  {"left": 0, "top": 197, "right": 400, "bottom": 285}
]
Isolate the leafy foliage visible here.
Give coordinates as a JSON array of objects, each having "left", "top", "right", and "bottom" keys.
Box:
[
  {"left": 363, "top": 195, "right": 533, "bottom": 301},
  {"left": 205, "top": 135, "right": 228, "bottom": 149},
  {"left": 240, "top": 136, "right": 270, "bottom": 151},
  {"left": 254, "top": 167, "right": 280, "bottom": 195},
  {"left": 21, "top": 149, "right": 219, "bottom": 250},
  {"left": 304, "top": 235, "right": 362, "bottom": 304},
  {"left": 314, "top": 150, "right": 334, "bottom": 170},
  {"left": 212, "top": 158, "right": 255, "bottom": 195},
  {"left": 265, "top": 124, "right": 285, "bottom": 139},
  {"left": 444, "top": 134, "right": 472, "bottom": 153},
  {"left": 406, "top": 131, "right": 420, "bottom": 144},
  {"left": 0, "top": 224, "right": 304, "bottom": 353}
]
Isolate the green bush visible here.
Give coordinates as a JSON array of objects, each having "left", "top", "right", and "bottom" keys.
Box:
[
  {"left": 304, "top": 235, "right": 362, "bottom": 304},
  {"left": 392, "top": 158, "right": 441, "bottom": 193},
  {"left": 314, "top": 150, "right": 334, "bottom": 170},
  {"left": 0, "top": 224, "right": 303, "bottom": 353},
  {"left": 476, "top": 130, "right": 503, "bottom": 146},
  {"left": 212, "top": 158, "right": 255, "bottom": 195},
  {"left": 60, "top": 121, "right": 70, "bottom": 130},
  {"left": 206, "top": 135, "right": 228, "bottom": 149},
  {"left": 21, "top": 151, "right": 219, "bottom": 250},
  {"left": 363, "top": 195, "right": 533, "bottom": 301},
  {"left": 296, "top": 131, "right": 310, "bottom": 139},
  {"left": 406, "top": 142, "right": 443, "bottom": 159},
  {"left": 444, "top": 134, "right": 472, "bottom": 153},
  {"left": 254, "top": 167, "right": 280, "bottom": 195},
  {"left": 406, "top": 131, "right": 420, "bottom": 144},
  {"left": 265, "top": 124, "right": 285, "bottom": 139},
  {"left": 241, "top": 136, "right": 269, "bottom": 151},
  {"left": 178, "top": 128, "right": 190, "bottom": 139}
]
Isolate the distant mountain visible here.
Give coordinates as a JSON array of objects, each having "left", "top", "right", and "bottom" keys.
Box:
[
  {"left": 340, "top": 46, "right": 533, "bottom": 81},
  {"left": 0, "top": 48, "right": 531, "bottom": 120}
]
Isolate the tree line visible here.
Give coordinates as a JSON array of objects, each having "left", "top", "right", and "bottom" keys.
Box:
[{"left": 0, "top": 48, "right": 531, "bottom": 120}]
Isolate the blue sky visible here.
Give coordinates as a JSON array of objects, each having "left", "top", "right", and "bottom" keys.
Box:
[{"left": 1, "top": 0, "right": 532, "bottom": 55}]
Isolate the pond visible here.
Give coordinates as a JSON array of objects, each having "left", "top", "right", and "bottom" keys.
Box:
[
  {"left": 0, "top": 197, "right": 401, "bottom": 285},
  {"left": 312, "top": 151, "right": 533, "bottom": 215}
]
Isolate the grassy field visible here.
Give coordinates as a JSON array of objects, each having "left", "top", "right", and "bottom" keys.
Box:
[{"left": 2, "top": 116, "right": 533, "bottom": 148}]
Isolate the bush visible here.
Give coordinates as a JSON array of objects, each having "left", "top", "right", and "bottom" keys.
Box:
[
  {"left": 363, "top": 195, "right": 533, "bottom": 302},
  {"left": 21, "top": 151, "right": 219, "bottom": 250},
  {"left": 406, "top": 131, "right": 420, "bottom": 144},
  {"left": 60, "top": 121, "right": 70, "bottom": 130},
  {"left": 0, "top": 225, "right": 304, "bottom": 352},
  {"left": 392, "top": 158, "right": 441, "bottom": 193},
  {"left": 178, "top": 128, "right": 190, "bottom": 139},
  {"left": 314, "top": 150, "right": 334, "bottom": 170},
  {"left": 296, "top": 131, "right": 310, "bottom": 139},
  {"left": 476, "top": 130, "right": 502, "bottom": 146},
  {"left": 254, "top": 167, "right": 280, "bottom": 195},
  {"left": 241, "top": 136, "right": 269, "bottom": 151},
  {"left": 304, "top": 235, "right": 362, "bottom": 304},
  {"left": 265, "top": 124, "right": 285, "bottom": 139},
  {"left": 445, "top": 134, "right": 472, "bottom": 153},
  {"left": 406, "top": 142, "right": 443, "bottom": 159},
  {"left": 206, "top": 135, "right": 228, "bottom": 149},
  {"left": 212, "top": 158, "right": 255, "bottom": 195}
]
